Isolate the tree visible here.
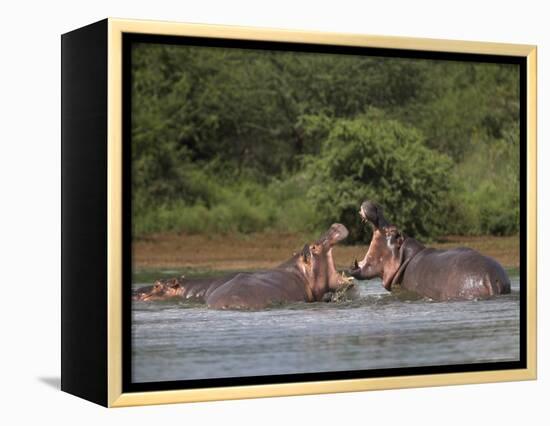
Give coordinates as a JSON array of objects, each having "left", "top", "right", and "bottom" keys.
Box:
[{"left": 303, "top": 116, "right": 454, "bottom": 242}]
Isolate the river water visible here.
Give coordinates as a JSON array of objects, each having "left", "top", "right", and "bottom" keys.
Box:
[{"left": 132, "top": 273, "right": 520, "bottom": 383}]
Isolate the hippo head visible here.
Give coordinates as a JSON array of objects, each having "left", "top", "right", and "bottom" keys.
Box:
[
  {"left": 132, "top": 278, "right": 183, "bottom": 301},
  {"left": 297, "top": 223, "right": 349, "bottom": 301},
  {"left": 349, "top": 201, "right": 407, "bottom": 291}
]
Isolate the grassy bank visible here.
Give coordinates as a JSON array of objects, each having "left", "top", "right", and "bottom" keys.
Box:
[{"left": 133, "top": 232, "right": 519, "bottom": 272}]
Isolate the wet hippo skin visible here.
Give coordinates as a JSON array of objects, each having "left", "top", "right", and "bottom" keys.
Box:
[
  {"left": 349, "top": 201, "right": 510, "bottom": 301},
  {"left": 134, "top": 224, "right": 351, "bottom": 309}
]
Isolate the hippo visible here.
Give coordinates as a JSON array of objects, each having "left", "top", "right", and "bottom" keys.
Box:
[
  {"left": 133, "top": 223, "right": 352, "bottom": 309},
  {"left": 133, "top": 274, "right": 240, "bottom": 303},
  {"left": 349, "top": 201, "right": 511, "bottom": 301},
  {"left": 133, "top": 277, "right": 185, "bottom": 301}
]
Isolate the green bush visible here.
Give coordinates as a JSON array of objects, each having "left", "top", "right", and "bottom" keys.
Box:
[
  {"left": 302, "top": 116, "right": 454, "bottom": 242},
  {"left": 132, "top": 170, "right": 321, "bottom": 238},
  {"left": 446, "top": 125, "right": 520, "bottom": 236}
]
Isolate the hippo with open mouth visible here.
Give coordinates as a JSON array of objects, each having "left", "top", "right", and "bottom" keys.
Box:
[
  {"left": 348, "top": 201, "right": 511, "bottom": 301},
  {"left": 132, "top": 277, "right": 186, "bottom": 302},
  {"left": 132, "top": 275, "right": 239, "bottom": 303},
  {"left": 133, "top": 223, "right": 352, "bottom": 309}
]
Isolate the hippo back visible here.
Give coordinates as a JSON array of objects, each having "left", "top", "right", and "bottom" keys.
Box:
[
  {"left": 401, "top": 247, "right": 511, "bottom": 300},
  {"left": 206, "top": 269, "right": 309, "bottom": 309}
]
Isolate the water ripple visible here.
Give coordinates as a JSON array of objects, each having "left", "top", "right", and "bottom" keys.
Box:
[{"left": 132, "top": 277, "right": 520, "bottom": 383}]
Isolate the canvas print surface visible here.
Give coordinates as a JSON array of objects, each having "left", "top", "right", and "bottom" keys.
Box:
[{"left": 129, "top": 41, "right": 521, "bottom": 384}]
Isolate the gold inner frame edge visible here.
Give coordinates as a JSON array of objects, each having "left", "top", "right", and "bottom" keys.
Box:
[{"left": 106, "top": 17, "right": 537, "bottom": 407}]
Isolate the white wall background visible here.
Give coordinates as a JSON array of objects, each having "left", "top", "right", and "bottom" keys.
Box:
[{"left": 0, "top": 0, "right": 546, "bottom": 424}]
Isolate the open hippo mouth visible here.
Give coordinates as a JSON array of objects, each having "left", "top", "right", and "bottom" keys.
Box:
[
  {"left": 318, "top": 223, "right": 349, "bottom": 247},
  {"left": 132, "top": 285, "right": 154, "bottom": 301},
  {"left": 348, "top": 201, "right": 390, "bottom": 279},
  {"left": 132, "top": 279, "right": 183, "bottom": 301},
  {"left": 300, "top": 223, "right": 350, "bottom": 301},
  {"left": 359, "top": 200, "right": 389, "bottom": 228},
  {"left": 132, "top": 283, "right": 165, "bottom": 301},
  {"left": 349, "top": 202, "right": 380, "bottom": 278}
]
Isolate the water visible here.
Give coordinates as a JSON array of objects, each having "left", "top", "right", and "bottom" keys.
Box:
[{"left": 132, "top": 275, "right": 520, "bottom": 383}]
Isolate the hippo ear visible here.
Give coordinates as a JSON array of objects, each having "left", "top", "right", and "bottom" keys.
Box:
[
  {"left": 388, "top": 229, "right": 405, "bottom": 257},
  {"left": 397, "top": 232, "right": 404, "bottom": 246}
]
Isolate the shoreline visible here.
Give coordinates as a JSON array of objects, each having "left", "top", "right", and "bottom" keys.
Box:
[{"left": 133, "top": 232, "right": 519, "bottom": 271}]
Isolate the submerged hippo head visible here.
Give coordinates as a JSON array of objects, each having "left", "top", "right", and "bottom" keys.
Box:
[
  {"left": 296, "top": 223, "right": 349, "bottom": 300},
  {"left": 349, "top": 201, "right": 409, "bottom": 290},
  {"left": 132, "top": 277, "right": 184, "bottom": 301}
]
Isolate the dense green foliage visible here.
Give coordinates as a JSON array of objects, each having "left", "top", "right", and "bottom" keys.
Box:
[
  {"left": 302, "top": 117, "right": 454, "bottom": 242},
  {"left": 131, "top": 43, "right": 520, "bottom": 242}
]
